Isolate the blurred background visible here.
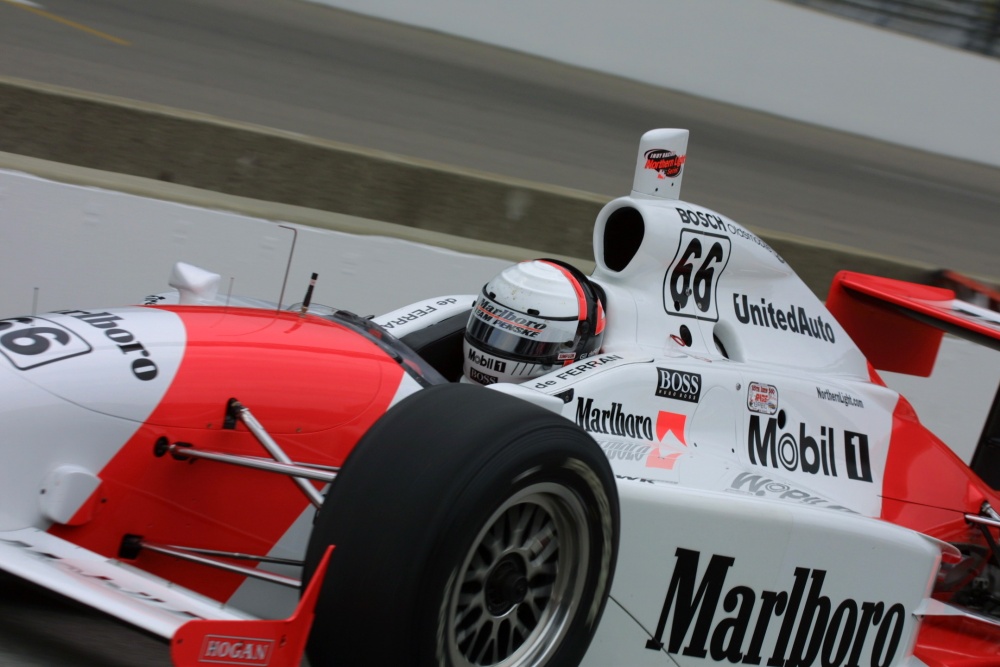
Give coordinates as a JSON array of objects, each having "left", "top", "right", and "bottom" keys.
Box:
[
  {"left": 792, "top": 0, "right": 1000, "bottom": 56},
  {"left": 2, "top": 0, "right": 999, "bottom": 287}
]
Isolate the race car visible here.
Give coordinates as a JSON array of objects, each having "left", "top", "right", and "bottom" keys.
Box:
[{"left": 1, "top": 128, "right": 998, "bottom": 667}]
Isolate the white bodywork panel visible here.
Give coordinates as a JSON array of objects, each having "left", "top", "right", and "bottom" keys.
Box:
[
  {"left": 582, "top": 482, "right": 942, "bottom": 666},
  {"left": 0, "top": 528, "right": 252, "bottom": 639},
  {"left": 0, "top": 309, "right": 185, "bottom": 531}
]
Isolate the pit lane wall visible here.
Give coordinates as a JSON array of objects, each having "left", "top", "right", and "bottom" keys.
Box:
[
  {"left": 304, "top": 0, "right": 1000, "bottom": 169},
  {"left": 0, "top": 78, "right": 943, "bottom": 300},
  {"left": 2, "top": 163, "right": 998, "bottom": 472}
]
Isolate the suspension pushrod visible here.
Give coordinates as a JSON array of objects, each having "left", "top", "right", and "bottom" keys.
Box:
[
  {"left": 154, "top": 543, "right": 303, "bottom": 567},
  {"left": 141, "top": 542, "right": 301, "bottom": 589},
  {"left": 966, "top": 514, "right": 1000, "bottom": 529},
  {"left": 228, "top": 399, "right": 326, "bottom": 508},
  {"left": 163, "top": 443, "right": 336, "bottom": 483}
]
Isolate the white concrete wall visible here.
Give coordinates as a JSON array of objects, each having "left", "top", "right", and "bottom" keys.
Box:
[
  {"left": 306, "top": 0, "right": 1000, "bottom": 168},
  {"left": 0, "top": 170, "right": 508, "bottom": 319}
]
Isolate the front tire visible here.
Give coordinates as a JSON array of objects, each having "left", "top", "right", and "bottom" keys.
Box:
[{"left": 303, "top": 383, "right": 618, "bottom": 667}]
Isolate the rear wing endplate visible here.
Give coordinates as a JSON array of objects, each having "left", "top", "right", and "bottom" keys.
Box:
[{"left": 827, "top": 271, "right": 1000, "bottom": 377}]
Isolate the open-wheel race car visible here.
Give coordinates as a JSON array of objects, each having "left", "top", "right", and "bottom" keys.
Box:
[{"left": 2, "top": 129, "right": 1000, "bottom": 667}]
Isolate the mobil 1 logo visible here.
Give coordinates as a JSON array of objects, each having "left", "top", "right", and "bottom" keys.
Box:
[
  {"left": 664, "top": 229, "right": 731, "bottom": 321},
  {"left": 0, "top": 317, "right": 92, "bottom": 370},
  {"left": 748, "top": 413, "right": 874, "bottom": 483}
]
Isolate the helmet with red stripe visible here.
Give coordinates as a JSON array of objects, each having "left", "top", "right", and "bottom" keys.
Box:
[{"left": 463, "top": 259, "right": 607, "bottom": 385}]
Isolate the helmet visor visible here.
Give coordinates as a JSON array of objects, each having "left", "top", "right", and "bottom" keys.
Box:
[{"left": 466, "top": 294, "right": 581, "bottom": 363}]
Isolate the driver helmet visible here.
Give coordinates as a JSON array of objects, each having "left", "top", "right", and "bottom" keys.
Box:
[{"left": 463, "top": 259, "right": 606, "bottom": 385}]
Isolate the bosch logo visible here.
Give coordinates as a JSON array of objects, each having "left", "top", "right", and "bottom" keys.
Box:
[{"left": 467, "top": 349, "right": 507, "bottom": 373}]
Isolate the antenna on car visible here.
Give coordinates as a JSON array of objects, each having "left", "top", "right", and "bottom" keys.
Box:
[
  {"left": 277, "top": 224, "right": 298, "bottom": 311},
  {"left": 299, "top": 273, "right": 319, "bottom": 317}
]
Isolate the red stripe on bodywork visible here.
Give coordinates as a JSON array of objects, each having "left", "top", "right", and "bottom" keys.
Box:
[
  {"left": 916, "top": 616, "right": 1000, "bottom": 666},
  {"left": 880, "top": 395, "right": 992, "bottom": 534},
  {"left": 49, "top": 307, "right": 406, "bottom": 602},
  {"left": 879, "top": 395, "right": 1000, "bottom": 663}
]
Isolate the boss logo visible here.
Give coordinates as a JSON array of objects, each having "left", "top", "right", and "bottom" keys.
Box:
[
  {"left": 468, "top": 368, "right": 498, "bottom": 385},
  {"left": 655, "top": 368, "right": 701, "bottom": 403}
]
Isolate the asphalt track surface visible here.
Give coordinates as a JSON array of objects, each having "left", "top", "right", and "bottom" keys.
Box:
[{"left": 0, "top": 0, "right": 999, "bottom": 664}]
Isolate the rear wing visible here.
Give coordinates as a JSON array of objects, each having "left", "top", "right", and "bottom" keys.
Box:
[
  {"left": 827, "top": 271, "right": 1000, "bottom": 490},
  {"left": 935, "top": 269, "right": 1000, "bottom": 312},
  {"left": 827, "top": 271, "right": 1000, "bottom": 378}
]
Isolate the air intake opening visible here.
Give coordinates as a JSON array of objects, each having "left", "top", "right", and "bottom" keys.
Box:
[{"left": 602, "top": 207, "right": 644, "bottom": 272}]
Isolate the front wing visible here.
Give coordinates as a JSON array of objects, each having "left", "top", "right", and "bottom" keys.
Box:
[{"left": 0, "top": 528, "right": 329, "bottom": 667}]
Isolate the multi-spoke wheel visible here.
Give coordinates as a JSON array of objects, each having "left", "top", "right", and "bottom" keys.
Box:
[
  {"left": 447, "top": 484, "right": 589, "bottom": 666},
  {"left": 303, "top": 383, "right": 619, "bottom": 667}
]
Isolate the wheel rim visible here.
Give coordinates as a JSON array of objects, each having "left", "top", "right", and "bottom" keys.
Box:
[{"left": 446, "top": 482, "right": 590, "bottom": 667}]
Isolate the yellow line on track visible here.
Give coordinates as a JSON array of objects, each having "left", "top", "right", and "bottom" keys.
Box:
[{"left": 1, "top": 0, "right": 131, "bottom": 46}]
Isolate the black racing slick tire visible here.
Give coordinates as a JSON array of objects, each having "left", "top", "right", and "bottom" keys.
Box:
[{"left": 303, "top": 383, "right": 619, "bottom": 667}]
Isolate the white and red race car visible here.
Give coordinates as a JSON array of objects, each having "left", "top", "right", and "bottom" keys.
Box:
[{"left": 2, "top": 129, "right": 999, "bottom": 667}]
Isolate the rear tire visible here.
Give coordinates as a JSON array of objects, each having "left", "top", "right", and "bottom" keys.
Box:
[{"left": 304, "top": 383, "right": 618, "bottom": 666}]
